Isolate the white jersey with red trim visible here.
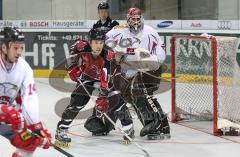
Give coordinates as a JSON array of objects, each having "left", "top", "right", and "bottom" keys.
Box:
[
  {"left": 106, "top": 25, "right": 166, "bottom": 78},
  {"left": 0, "top": 56, "right": 39, "bottom": 124}
]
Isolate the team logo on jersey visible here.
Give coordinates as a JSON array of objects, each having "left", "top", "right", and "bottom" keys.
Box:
[
  {"left": 157, "top": 21, "right": 173, "bottom": 28},
  {"left": 0, "top": 96, "right": 11, "bottom": 104},
  {"left": 0, "top": 82, "right": 19, "bottom": 104}
]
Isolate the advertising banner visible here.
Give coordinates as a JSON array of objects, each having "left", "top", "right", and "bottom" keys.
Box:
[
  {"left": 20, "top": 30, "right": 240, "bottom": 75},
  {"left": 0, "top": 20, "right": 239, "bottom": 30},
  {"left": 22, "top": 31, "right": 88, "bottom": 70},
  {"left": 214, "top": 20, "right": 239, "bottom": 30},
  {"left": 51, "top": 20, "right": 86, "bottom": 29},
  {"left": 182, "top": 20, "right": 214, "bottom": 30},
  {"left": 151, "top": 20, "right": 182, "bottom": 29}
]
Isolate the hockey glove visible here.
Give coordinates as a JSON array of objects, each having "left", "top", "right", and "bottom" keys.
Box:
[
  {"left": 68, "top": 66, "right": 82, "bottom": 82},
  {"left": 0, "top": 105, "right": 26, "bottom": 132},
  {"left": 106, "top": 51, "right": 115, "bottom": 60},
  {"left": 29, "top": 122, "right": 52, "bottom": 149},
  {"left": 11, "top": 122, "right": 52, "bottom": 152},
  {"left": 95, "top": 97, "right": 109, "bottom": 113}
]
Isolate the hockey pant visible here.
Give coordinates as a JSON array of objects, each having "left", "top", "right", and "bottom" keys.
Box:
[
  {"left": 84, "top": 93, "right": 133, "bottom": 135},
  {"left": 84, "top": 63, "right": 133, "bottom": 134},
  {"left": 57, "top": 81, "right": 96, "bottom": 130}
]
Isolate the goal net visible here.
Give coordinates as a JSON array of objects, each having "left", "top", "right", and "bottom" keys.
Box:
[{"left": 171, "top": 35, "right": 240, "bottom": 135}]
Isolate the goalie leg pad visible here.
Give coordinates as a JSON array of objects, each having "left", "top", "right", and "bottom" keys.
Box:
[
  {"left": 140, "top": 115, "right": 170, "bottom": 138},
  {"left": 133, "top": 96, "right": 170, "bottom": 137},
  {"left": 115, "top": 103, "right": 133, "bottom": 126},
  {"left": 84, "top": 116, "right": 110, "bottom": 135},
  {"left": 134, "top": 96, "right": 157, "bottom": 125}
]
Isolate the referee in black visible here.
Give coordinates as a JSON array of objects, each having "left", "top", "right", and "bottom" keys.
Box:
[{"left": 93, "top": 2, "right": 119, "bottom": 33}]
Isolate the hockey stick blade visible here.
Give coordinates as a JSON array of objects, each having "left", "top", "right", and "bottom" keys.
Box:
[
  {"left": 103, "top": 113, "right": 151, "bottom": 157},
  {"left": 52, "top": 144, "right": 74, "bottom": 157},
  {"left": 27, "top": 129, "right": 75, "bottom": 157}
]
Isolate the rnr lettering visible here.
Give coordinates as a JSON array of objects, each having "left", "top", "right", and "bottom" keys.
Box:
[{"left": 178, "top": 39, "right": 211, "bottom": 58}]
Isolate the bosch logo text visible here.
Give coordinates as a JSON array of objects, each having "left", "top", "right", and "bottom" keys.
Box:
[{"left": 30, "top": 22, "right": 49, "bottom": 27}]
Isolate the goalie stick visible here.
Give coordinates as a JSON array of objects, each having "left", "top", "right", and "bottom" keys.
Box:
[{"left": 77, "top": 78, "right": 151, "bottom": 157}]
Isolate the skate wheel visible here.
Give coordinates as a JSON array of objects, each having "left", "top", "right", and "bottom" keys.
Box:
[
  {"left": 54, "top": 140, "right": 70, "bottom": 149},
  {"left": 123, "top": 139, "right": 131, "bottom": 145}
]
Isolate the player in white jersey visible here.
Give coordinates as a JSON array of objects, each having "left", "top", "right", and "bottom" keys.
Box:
[
  {"left": 0, "top": 27, "right": 51, "bottom": 157},
  {"left": 105, "top": 8, "right": 170, "bottom": 140}
]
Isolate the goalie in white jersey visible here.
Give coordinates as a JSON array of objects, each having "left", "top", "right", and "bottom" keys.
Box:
[
  {"left": 105, "top": 8, "right": 170, "bottom": 140},
  {"left": 0, "top": 27, "right": 51, "bottom": 157}
]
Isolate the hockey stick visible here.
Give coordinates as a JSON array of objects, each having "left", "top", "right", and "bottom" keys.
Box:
[
  {"left": 0, "top": 123, "right": 74, "bottom": 157},
  {"left": 77, "top": 79, "right": 151, "bottom": 157},
  {"left": 103, "top": 112, "right": 151, "bottom": 157},
  {"left": 52, "top": 144, "right": 74, "bottom": 157},
  {"left": 26, "top": 129, "right": 75, "bottom": 157}
]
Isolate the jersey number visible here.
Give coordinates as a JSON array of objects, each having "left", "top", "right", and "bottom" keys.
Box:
[{"left": 29, "top": 84, "right": 36, "bottom": 95}]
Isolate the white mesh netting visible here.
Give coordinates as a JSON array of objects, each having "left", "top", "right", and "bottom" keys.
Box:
[{"left": 172, "top": 35, "right": 240, "bottom": 130}]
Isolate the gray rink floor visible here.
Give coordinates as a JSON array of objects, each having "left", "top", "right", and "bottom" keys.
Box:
[{"left": 1, "top": 78, "right": 240, "bottom": 157}]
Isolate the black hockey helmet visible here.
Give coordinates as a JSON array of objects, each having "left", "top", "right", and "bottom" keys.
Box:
[
  {"left": 88, "top": 28, "right": 105, "bottom": 41},
  {"left": 98, "top": 2, "right": 109, "bottom": 10},
  {"left": 0, "top": 27, "right": 24, "bottom": 46}
]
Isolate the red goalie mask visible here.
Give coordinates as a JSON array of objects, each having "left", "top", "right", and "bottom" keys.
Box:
[{"left": 127, "top": 8, "right": 144, "bottom": 34}]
